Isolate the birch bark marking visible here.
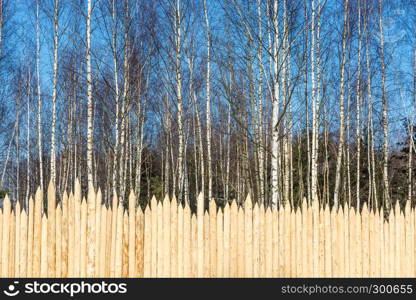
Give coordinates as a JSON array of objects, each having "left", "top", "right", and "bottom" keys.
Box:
[
  {"left": 86, "top": 0, "right": 94, "bottom": 188},
  {"left": 333, "top": 0, "right": 349, "bottom": 208},
  {"left": 50, "top": 0, "right": 59, "bottom": 186}
]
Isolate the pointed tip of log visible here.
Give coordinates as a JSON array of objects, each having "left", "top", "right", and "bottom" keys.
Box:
[
  {"left": 362, "top": 202, "right": 368, "bottom": 213},
  {"left": 245, "top": 194, "right": 252, "bottom": 209},
  {"left": 16, "top": 200, "right": 21, "bottom": 212},
  {"left": 163, "top": 193, "right": 170, "bottom": 203},
  {"left": 171, "top": 194, "right": 177, "bottom": 202},
  {"left": 35, "top": 186, "right": 42, "bottom": 198},
  {"left": 128, "top": 190, "right": 136, "bottom": 202},
  {"left": 63, "top": 190, "right": 68, "bottom": 202},
  {"left": 197, "top": 192, "right": 204, "bottom": 207},
  {"left": 47, "top": 180, "right": 55, "bottom": 193},
  {"left": 405, "top": 202, "right": 410, "bottom": 216},
  {"left": 209, "top": 198, "right": 216, "bottom": 209},
  {"left": 171, "top": 195, "right": 178, "bottom": 206},
  {"left": 394, "top": 200, "right": 400, "bottom": 213},
  {"left": 150, "top": 195, "right": 157, "bottom": 206},
  {"left": 312, "top": 199, "right": 318, "bottom": 210}
]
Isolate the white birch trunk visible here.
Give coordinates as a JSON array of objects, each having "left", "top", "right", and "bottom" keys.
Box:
[
  {"left": 378, "top": 0, "right": 390, "bottom": 208},
  {"left": 333, "top": 0, "right": 349, "bottom": 208},
  {"left": 203, "top": 0, "right": 212, "bottom": 201},
  {"left": 36, "top": 0, "right": 44, "bottom": 194},
  {"left": 51, "top": 0, "right": 59, "bottom": 186},
  {"left": 86, "top": 0, "right": 94, "bottom": 189}
]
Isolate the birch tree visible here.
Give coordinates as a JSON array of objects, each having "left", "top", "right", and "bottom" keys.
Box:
[
  {"left": 203, "top": 0, "right": 212, "bottom": 201},
  {"left": 50, "top": 0, "right": 59, "bottom": 187},
  {"left": 86, "top": 0, "right": 94, "bottom": 189},
  {"left": 378, "top": 0, "right": 390, "bottom": 209},
  {"left": 333, "top": 0, "right": 349, "bottom": 208},
  {"left": 36, "top": 0, "right": 44, "bottom": 194}
]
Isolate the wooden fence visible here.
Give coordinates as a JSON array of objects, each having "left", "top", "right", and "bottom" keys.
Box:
[{"left": 0, "top": 180, "right": 414, "bottom": 278}]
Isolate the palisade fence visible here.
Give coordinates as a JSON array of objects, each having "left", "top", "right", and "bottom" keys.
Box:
[{"left": 0, "top": 179, "right": 415, "bottom": 278}]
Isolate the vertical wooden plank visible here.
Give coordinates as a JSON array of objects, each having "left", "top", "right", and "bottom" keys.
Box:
[
  {"left": 349, "top": 208, "right": 356, "bottom": 277},
  {"left": 389, "top": 211, "right": 395, "bottom": 277},
  {"left": 0, "top": 206, "right": 2, "bottom": 274},
  {"left": 399, "top": 205, "right": 406, "bottom": 277},
  {"left": 356, "top": 206, "right": 362, "bottom": 277},
  {"left": 95, "top": 189, "right": 102, "bottom": 278},
  {"left": 223, "top": 202, "right": 231, "bottom": 277},
  {"left": 9, "top": 208, "right": 15, "bottom": 277},
  {"left": 361, "top": 204, "right": 369, "bottom": 277},
  {"left": 414, "top": 207, "right": 416, "bottom": 277},
  {"left": 122, "top": 211, "right": 129, "bottom": 278},
  {"left": 209, "top": 200, "right": 217, "bottom": 277},
  {"left": 284, "top": 204, "right": 292, "bottom": 277},
  {"left": 252, "top": 203, "right": 260, "bottom": 277},
  {"left": 295, "top": 207, "right": 302, "bottom": 277},
  {"left": 114, "top": 204, "right": 123, "bottom": 277},
  {"left": 74, "top": 180, "right": 82, "bottom": 277},
  {"left": 1, "top": 195, "right": 11, "bottom": 277},
  {"left": 86, "top": 187, "right": 96, "bottom": 277},
  {"left": 183, "top": 203, "right": 191, "bottom": 277},
  {"left": 230, "top": 200, "right": 238, "bottom": 277},
  {"left": 272, "top": 208, "right": 279, "bottom": 277},
  {"left": 369, "top": 208, "right": 375, "bottom": 277},
  {"left": 301, "top": 200, "right": 308, "bottom": 277},
  {"left": 191, "top": 214, "right": 197, "bottom": 277},
  {"left": 245, "top": 197, "right": 253, "bottom": 277},
  {"left": 163, "top": 195, "right": 171, "bottom": 277},
  {"left": 259, "top": 203, "right": 266, "bottom": 277},
  {"left": 20, "top": 209, "right": 28, "bottom": 277},
  {"left": 56, "top": 203, "right": 62, "bottom": 277},
  {"left": 318, "top": 206, "right": 325, "bottom": 277},
  {"left": 67, "top": 192, "right": 75, "bottom": 277},
  {"left": 394, "top": 202, "right": 400, "bottom": 277},
  {"left": 410, "top": 207, "right": 415, "bottom": 277},
  {"left": 330, "top": 206, "right": 337, "bottom": 277},
  {"left": 338, "top": 207, "right": 345, "bottom": 277},
  {"left": 99, "top": 205, "right": 107, "bottom": 278},
  {"left": 110, "top": 193, "right": 118, "bottom": 278},
  {"left": 40, "top": 214, "right": 48, "bottom": 278},
  {"left": 27, "top": 196, "right": 34, "bottom": 277},
  {"left": 128, "top": 191, "right": 136, "bottom": 277},
  {"left": 265, "top": 207, "right": 273, "bottom": 277},
  {"left": 312, "top": 200, "right": 319, "bottom": 277},
  {"left": 196, "top": 193, "right": 204, "bottom": 277},
  {"left": 177, "top": 201, "right": 184, "bottom": 277},
  {"left": 216, "top": 208, "right": 224, "bottom": 278},
  {"left": 136, "top": 207, "right": 144, "bottom": 278},
  {"left": 33, "top": 190, "right": 42, "bottom": 277},
  {"left": 170, "top": 196, "right": 178, "bottom": 278},
  {"left": 203, "top": 211, "right": 210, "bottom": 277},
  {"left": 105, "top": 206, "right": 113, "bottom": 277},
  {"left": 15, "top": 202, "right": 20, "bottom": 278},
  {"left": 375, "top": 209, "right": 384, "bottom": 278},
  {"left": 383, "top": 218, "right": 389, "bottom": 277},
  {"left": 156, "top": 200, "right": 163, "bottom": 277},
  {"left": 80, "top": 197, "right": 88, "bottom": 277},
  {"left": 143, "top": 204, "right": 151, "bottom": 277},
  {"left": 61, "top": 192, "right": 69, "bottom": 277},
  {"left": 47, "top": 182, "right": 56, "bottom": 277},
  {"left": 324, "top": 205, "right": 331, "bottom": 277},
  {"left": 150, "top": 196, "right": 158, "bottom": 277},
  {"left": 237, "top": 206, "right": 245, "bottom": 277},
  {"left": 344, "top": 204, "right": 350, "bottom": 277}
]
